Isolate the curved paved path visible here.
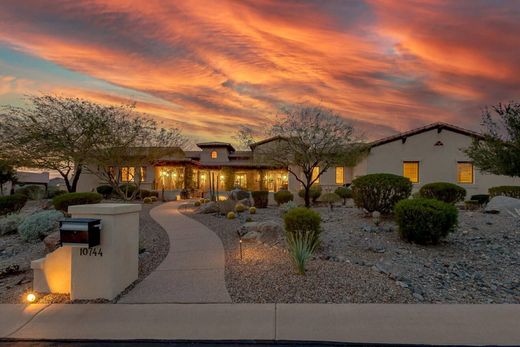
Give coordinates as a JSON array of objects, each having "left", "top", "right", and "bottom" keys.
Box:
[{"left": 119, "top": 201, "right": 231, "bottom": 303}]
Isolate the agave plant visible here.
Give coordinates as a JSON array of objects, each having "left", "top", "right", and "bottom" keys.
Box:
[{"left": 285, "top": 230, "right": 320, "bottom": 275}]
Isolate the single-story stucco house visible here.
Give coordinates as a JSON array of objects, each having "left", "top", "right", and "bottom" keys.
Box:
[{"left": 77, "top": 122, "right": 520, "bottom": 199}]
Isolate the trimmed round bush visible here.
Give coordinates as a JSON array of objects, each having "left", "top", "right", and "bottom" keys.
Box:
[
  {"left": 227, "top": 211, "right": 236, "bottom": 220},
  {"left": 274, "top": 190, "right": 294, "bottom": 205},
  {"left": 96, "top": 185, "right": 113, "bottom": 198},
  {"left": 47, "top": 187, "right": 67, "bottom": 199},
  {"left": 235, "top": 203, "right": 246, "bottom": 213},
  {"left": 18, "top": 210, "right": 64, "bottom": 243},
  {"left": 249, "top": 206, "right": 256, "bottom": 214},
  {"left": 489, "top": 186, "right": 520, "bottom": 199},
  {"left": 251, "top": 191, "right": 268, "bottom": 208},
  {"left": 418, "top": 182, "right": 466, "bottom": 204},
  {"left": 351, "top": 173, "right": 412, "bottom": 214},
  {"left": 334, "top": 186, "right": 352, "bottom": 205},
  {"left": 298, "top": 185, "right": 322, "bottom": 204},
  {"left": 470, "top": 194, "right": 490, "bottom": 206},
  {"left": 53, "top": 192, "right": 102, "bottom": 212},
  {"left": 143, "top": 197, "right": 153, "bottom": 204},
  {"left": 119, "top": 183, "right": 137, "bottom": 198},
  {"left": 0, "top": 194, "right": 27, "bottom": 216},
  {"left": 394, "top": 198, "right": 458, "bottom": 245},
  {"left": 284, "top": 207, "right": 321, "bottom": 235},
  {"left": 194, "top": 201, "right": 201, "bottom": 207},
  {"left": 321, "top": 192, "right": 341, "bottom": 210},
  {"left": 150, "top": 196, "right": 158, "bottom": 202}
]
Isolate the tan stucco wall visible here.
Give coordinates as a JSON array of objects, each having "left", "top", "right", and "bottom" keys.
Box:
[{"left": 356, "top": 128, "right": 520, "bottom": 196}]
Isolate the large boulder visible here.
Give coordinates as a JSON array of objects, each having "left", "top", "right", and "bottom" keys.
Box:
[
  {"left": 238, "top": 198, "right": 251, "bottom": 207},
  {"left": 229, "top": 189, "right": 250, "bottom": 201},
  {"left": 236, "top": 220, "right": 283, "bottom": 243},
  {"left": 485, "top": 196, "right": 520, "bottom": 214},
  {"left": 196, "top": 201, "right": 219, "bottom": 214}
]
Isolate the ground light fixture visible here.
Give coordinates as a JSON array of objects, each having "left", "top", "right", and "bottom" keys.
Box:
[
  {"left": 239, "top": 239, "right": 243, "bottom": 260},
  {"left": 26, "top": 292, "right": 36, "bottom": 303}
]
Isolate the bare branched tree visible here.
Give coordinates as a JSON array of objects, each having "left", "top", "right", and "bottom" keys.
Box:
[
  {"left": 232, "top": 125, "right": 256, "bottom": 150},
  {"left": 252, "top": 105, "right": 368, "bottom": 207}
]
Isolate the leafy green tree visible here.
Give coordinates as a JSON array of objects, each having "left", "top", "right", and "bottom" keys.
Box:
[{"left": 465, "top": 102, "right": 520, "bottom": 177}]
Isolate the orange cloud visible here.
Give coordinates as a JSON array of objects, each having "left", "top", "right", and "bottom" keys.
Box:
[{"left": 0, "top": 0, "right": 519, "bottom": 142}]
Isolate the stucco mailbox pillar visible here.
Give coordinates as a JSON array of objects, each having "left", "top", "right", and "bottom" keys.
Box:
[{"left": 31, "top": 203, "right": 141, "bottom": 300}]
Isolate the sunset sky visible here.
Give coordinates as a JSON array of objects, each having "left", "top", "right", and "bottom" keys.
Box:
[{"left": 1, "top": 0, "right": 519, "bottom": 143}]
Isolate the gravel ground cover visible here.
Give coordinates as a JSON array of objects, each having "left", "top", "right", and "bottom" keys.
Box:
[
  {"left": 0, "top": 201, "right": 169, "bottom": 303},
  {"left": 183, "top": 202, "right": 520, "bottom": 304}
]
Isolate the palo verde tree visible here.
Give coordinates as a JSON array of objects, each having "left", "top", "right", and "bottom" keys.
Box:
[
  {"left": 0, "top": 95, "right": 126, "bottom": 192},
  {"left": 87, "top": 108, "right": 188, "bottom": 201},
  {"left": 465, "top": 102, "right": 520, "bottom": 177},
  {"left": 252, "top": 104, "right": 368, "bottom": 207}
]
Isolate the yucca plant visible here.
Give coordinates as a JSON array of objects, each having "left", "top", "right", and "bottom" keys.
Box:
[{"left": 285, "top": 230, "right": 320, "bottom": 275}]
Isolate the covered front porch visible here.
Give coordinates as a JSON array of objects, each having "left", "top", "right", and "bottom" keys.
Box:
[{"left": 152, "top": 164, "right": 288, "bottom": 196}]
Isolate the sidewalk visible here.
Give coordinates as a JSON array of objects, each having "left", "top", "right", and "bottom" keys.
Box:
[
  {"left": 118, "top": 201, "right": 231, "bottom": 303},
  {"left": 1, "top": 303, "right": 520, "bottom": 345}
]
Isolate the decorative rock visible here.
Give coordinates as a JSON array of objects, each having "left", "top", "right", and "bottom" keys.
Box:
[
  {"left": 238, "top": 198, "right": 251, "bottom": 207},
  {"left": 229, "top": 189, "right": 250, "bottom": 201},
  {"left": 413, "top": 292, "right": 425, "bottom": 301},
  {"left": 241, "top": 230, "right": 261, "bottom": 242},
  {"left": 485, "top": 196, "right": 520, "bottom": 214},
  {"left": 43, "top": 232, "right": 61, "bottom": 253},
  {"left": 196, "top": 201, "right": 219, "bottom": 214}
]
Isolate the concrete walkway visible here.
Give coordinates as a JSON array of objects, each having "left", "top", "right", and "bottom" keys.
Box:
[
  {"left": 119, "top": 201, "right": 231, "bottom": 303},
  {"left": 2, "top": 304, "right": 520, "bottom": 345}
]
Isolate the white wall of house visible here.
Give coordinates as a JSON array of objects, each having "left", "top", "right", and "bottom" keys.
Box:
[{"left": 358, "top": 128, "right": 520, "bottom": 196}]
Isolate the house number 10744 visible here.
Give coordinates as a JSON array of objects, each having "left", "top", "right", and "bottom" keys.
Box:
[{"left": 79, "top": 248, "right": 103, "bottom": 257}]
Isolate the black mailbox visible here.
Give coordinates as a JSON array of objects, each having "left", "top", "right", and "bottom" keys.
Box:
[{"left": 59, "top": 218, "right": 101, "bottom": 248}]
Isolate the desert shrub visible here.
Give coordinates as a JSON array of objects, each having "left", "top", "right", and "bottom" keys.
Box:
[
  {"left": 53, "top": 192, "right": 102, "bottom": 212},
  {"left": 0, "top": 214, "right": 22, "bottom": 235},
  {"left": 470, "top": 194, "right": 490, "bottom": 206},
  {"left": 298, "top": 185, "right": 322, "bottom": 204},
  {"left": 0, "top": 194, "right": 27, "bottom": 216},
  {"left": 283, "top": 207, "right": 321, "bottom": 274},
  {"left": 199, "top": 198, "right": 205, "bottom": 204},
  {"left": 274, "top": 190, "right": 294, "bottom": 205},
  {"left": 16, "top": 185, "right": 45, "bottom": 200},
  {"left": 464, "top": 200, "right": 480, "bottom": 210},
  {"left": 227, "top": 211, "right": 236, "bottom": 220},
  {"left": 249, "top": 206, "right": 256, "bottom": 214},
  {"left": 334, "top": 186, "right": 352, "bottom": 205},
  {"left": 394, "top": 198, "right": 458, "bottom": 245},
  {"left": 251, "top": 190, "right": 268, "bottom": 208},
  {"left": 194, "top": 201, "right": 201, "bottom": 207},
  {"left": 218, "top": 199, "right": 236, "bottom": 215},
  {"left": 96, "top": 185, "right": 113, "bottom": 198},
  {"left": 119, "top": 183, "right": 137, "bottom": 198},
  {"left": 321, "top": 192, "right": 341, "bottom": 211},
  {"left": 280, "top": 201, "right": 298, "bottom": 214},
  {"left": 203, "top": 198, "right": 210, "bottom": 203},
  {"left": 418, "top": 182, "right": 466, "bottom": 204},
  {"left": 351, "top": 173, "right": 412, "bottom": 214},
  {"left": 235, "top": 203, "right": 246, "bottom": 213},
  {"left": 489, "top": 186, "right": 520, "bottom": 199},
  {"left": 245, "top": 216, "right": 253, "bottom": 222},
  {"left": 18, "top": 210, "right": 64, "bottom": 243},
  {"left": 46, "top": 187, "right": 67, "bottom": 199},
  {"left": 143, "top": 197, "right": 153, "bottom": 204},
  {"left": 138, "top": 189, "right": 153, "bottom": 199}
]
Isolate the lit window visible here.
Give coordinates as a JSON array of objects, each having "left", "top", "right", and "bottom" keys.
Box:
[
  {"left": 312, "top": 166, "right": 320, "bottom": 183},
  {"left": 120, "top": 166, "right": 145, "bottom": 182},
  {"left": 211, "top": 151, "right": 218, "bottom": 159},
  {"left": 457, "top": 162, "right": 474, "bottom": 184},
  {"left": 335, "top": 167, "right": 344, "bottom": 185},
  {"left": 403, "top": 161, "right": 419, "bottom": 183}
]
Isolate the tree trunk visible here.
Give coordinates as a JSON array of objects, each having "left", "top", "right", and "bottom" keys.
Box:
[
  {"left": 69, "top": 166, "right": 83, "bottom": 193},
  {"left": 304, "top": 186, "right": 311, "bottom": 207}
]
